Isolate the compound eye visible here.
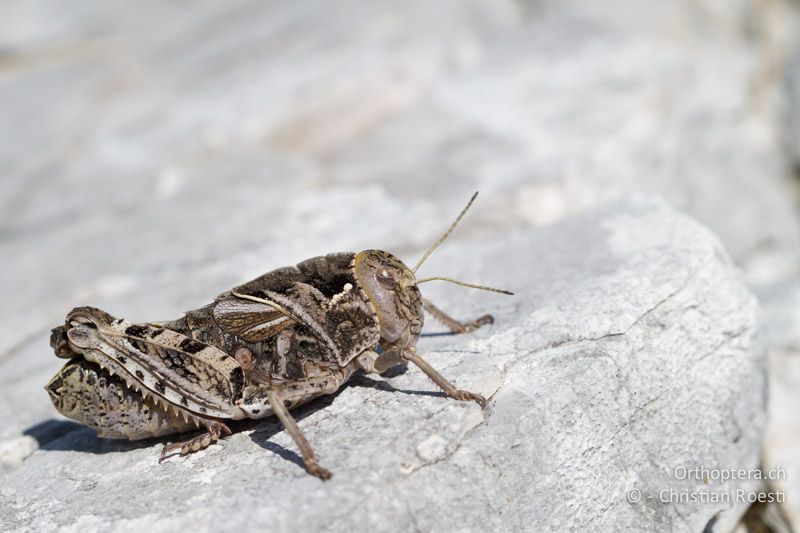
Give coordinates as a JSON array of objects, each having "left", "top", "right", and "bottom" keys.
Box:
[{"left": 376, "top": 268, "right": 398, "bottom": 289}]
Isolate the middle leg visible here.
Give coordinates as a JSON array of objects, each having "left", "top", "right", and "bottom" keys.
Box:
[
  {"left": 422, "top": 298, "right": 493, "bottom": 334},
  {"left": 266, "top": 390, "right": 332, "bottom": 480},
  {"left": 239, "top": 368, "right": 354, "bottom": 479}
]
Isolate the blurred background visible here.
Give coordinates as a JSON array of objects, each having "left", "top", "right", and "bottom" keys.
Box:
[{"left": 1, "top": 0, "right": 800, "bottom": 530}]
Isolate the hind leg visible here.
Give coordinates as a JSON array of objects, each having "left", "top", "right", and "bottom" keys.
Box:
[
  {"left": 46, "top": 358, "right": 201, "bottom": 441},
  {"left": 54, "top": 308, "right": 249, "bottom": 460}
]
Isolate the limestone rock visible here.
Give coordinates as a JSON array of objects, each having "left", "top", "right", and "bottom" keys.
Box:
[{"left": 0, "top": 199, "right": 765, "bottom": 532}]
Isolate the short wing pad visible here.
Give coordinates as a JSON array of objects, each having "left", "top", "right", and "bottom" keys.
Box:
[{"left": 212, "top": 298, "right": 295, "bottom": 342}]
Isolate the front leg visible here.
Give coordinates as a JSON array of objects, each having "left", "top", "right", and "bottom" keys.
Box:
[
  {"left": 362, "top": 347, "right": 486, "bottom": 407},
  {"left": 422, "top": 298, "right": 493, "bottom": 334},
  {"left": 401, "top": 348, "right": 486, "bottom": 407}
]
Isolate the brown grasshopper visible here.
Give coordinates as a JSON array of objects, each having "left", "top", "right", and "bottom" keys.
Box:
[{"left": 45, "top": 192, "right": 511, "bottom": 479}]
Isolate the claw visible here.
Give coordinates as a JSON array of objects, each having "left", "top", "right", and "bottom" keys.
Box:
[
  {"left": 306, "top": 461, "right": 333, "bottom": 481},
  {"left": 453, "top": 389, "right": 486, "bottom": 408}
]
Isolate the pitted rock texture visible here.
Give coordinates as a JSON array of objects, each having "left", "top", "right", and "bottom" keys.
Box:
[{"left": 0, "top": 199, "right": 765, "bottom": 532}]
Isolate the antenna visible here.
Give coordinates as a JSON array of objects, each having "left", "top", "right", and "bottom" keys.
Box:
[
  {"left": 416, "top": 277, "right": 513, "bottom": 295},
  {"left": 412, "top": 191, "right": 478, "bottom": 274}
]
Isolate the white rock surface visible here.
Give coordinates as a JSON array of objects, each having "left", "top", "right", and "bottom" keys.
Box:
[{"left": 0, "top": 199, "right": 765, "bottom": 532}]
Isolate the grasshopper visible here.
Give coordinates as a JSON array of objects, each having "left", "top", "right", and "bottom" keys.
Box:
[{"left": 45, "top": 192, "right": 511, "bottom": 479}]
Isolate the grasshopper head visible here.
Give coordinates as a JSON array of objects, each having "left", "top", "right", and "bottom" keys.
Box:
[
  {"left": 355, "top": 193, "right": 512, "bottom": 354},
  {"left": 354, "top": 250, "right": 423, "bottom": 348}
]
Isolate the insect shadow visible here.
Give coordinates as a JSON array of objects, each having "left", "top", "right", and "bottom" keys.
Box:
[
  {"left": 345, "top": 372, "right": 449, "bottom": 399},
  {"left": 420, "top": 331, "right": 463, "bottom": 338},
  {"left": 23, "top": 419, "right": 156, "bottom": 454},
  {"left": 25, "top": 417, "right": 289, "bottom": 460},
  {"left": 22, "top": 416, "right": 284, "bottom": 460}
]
